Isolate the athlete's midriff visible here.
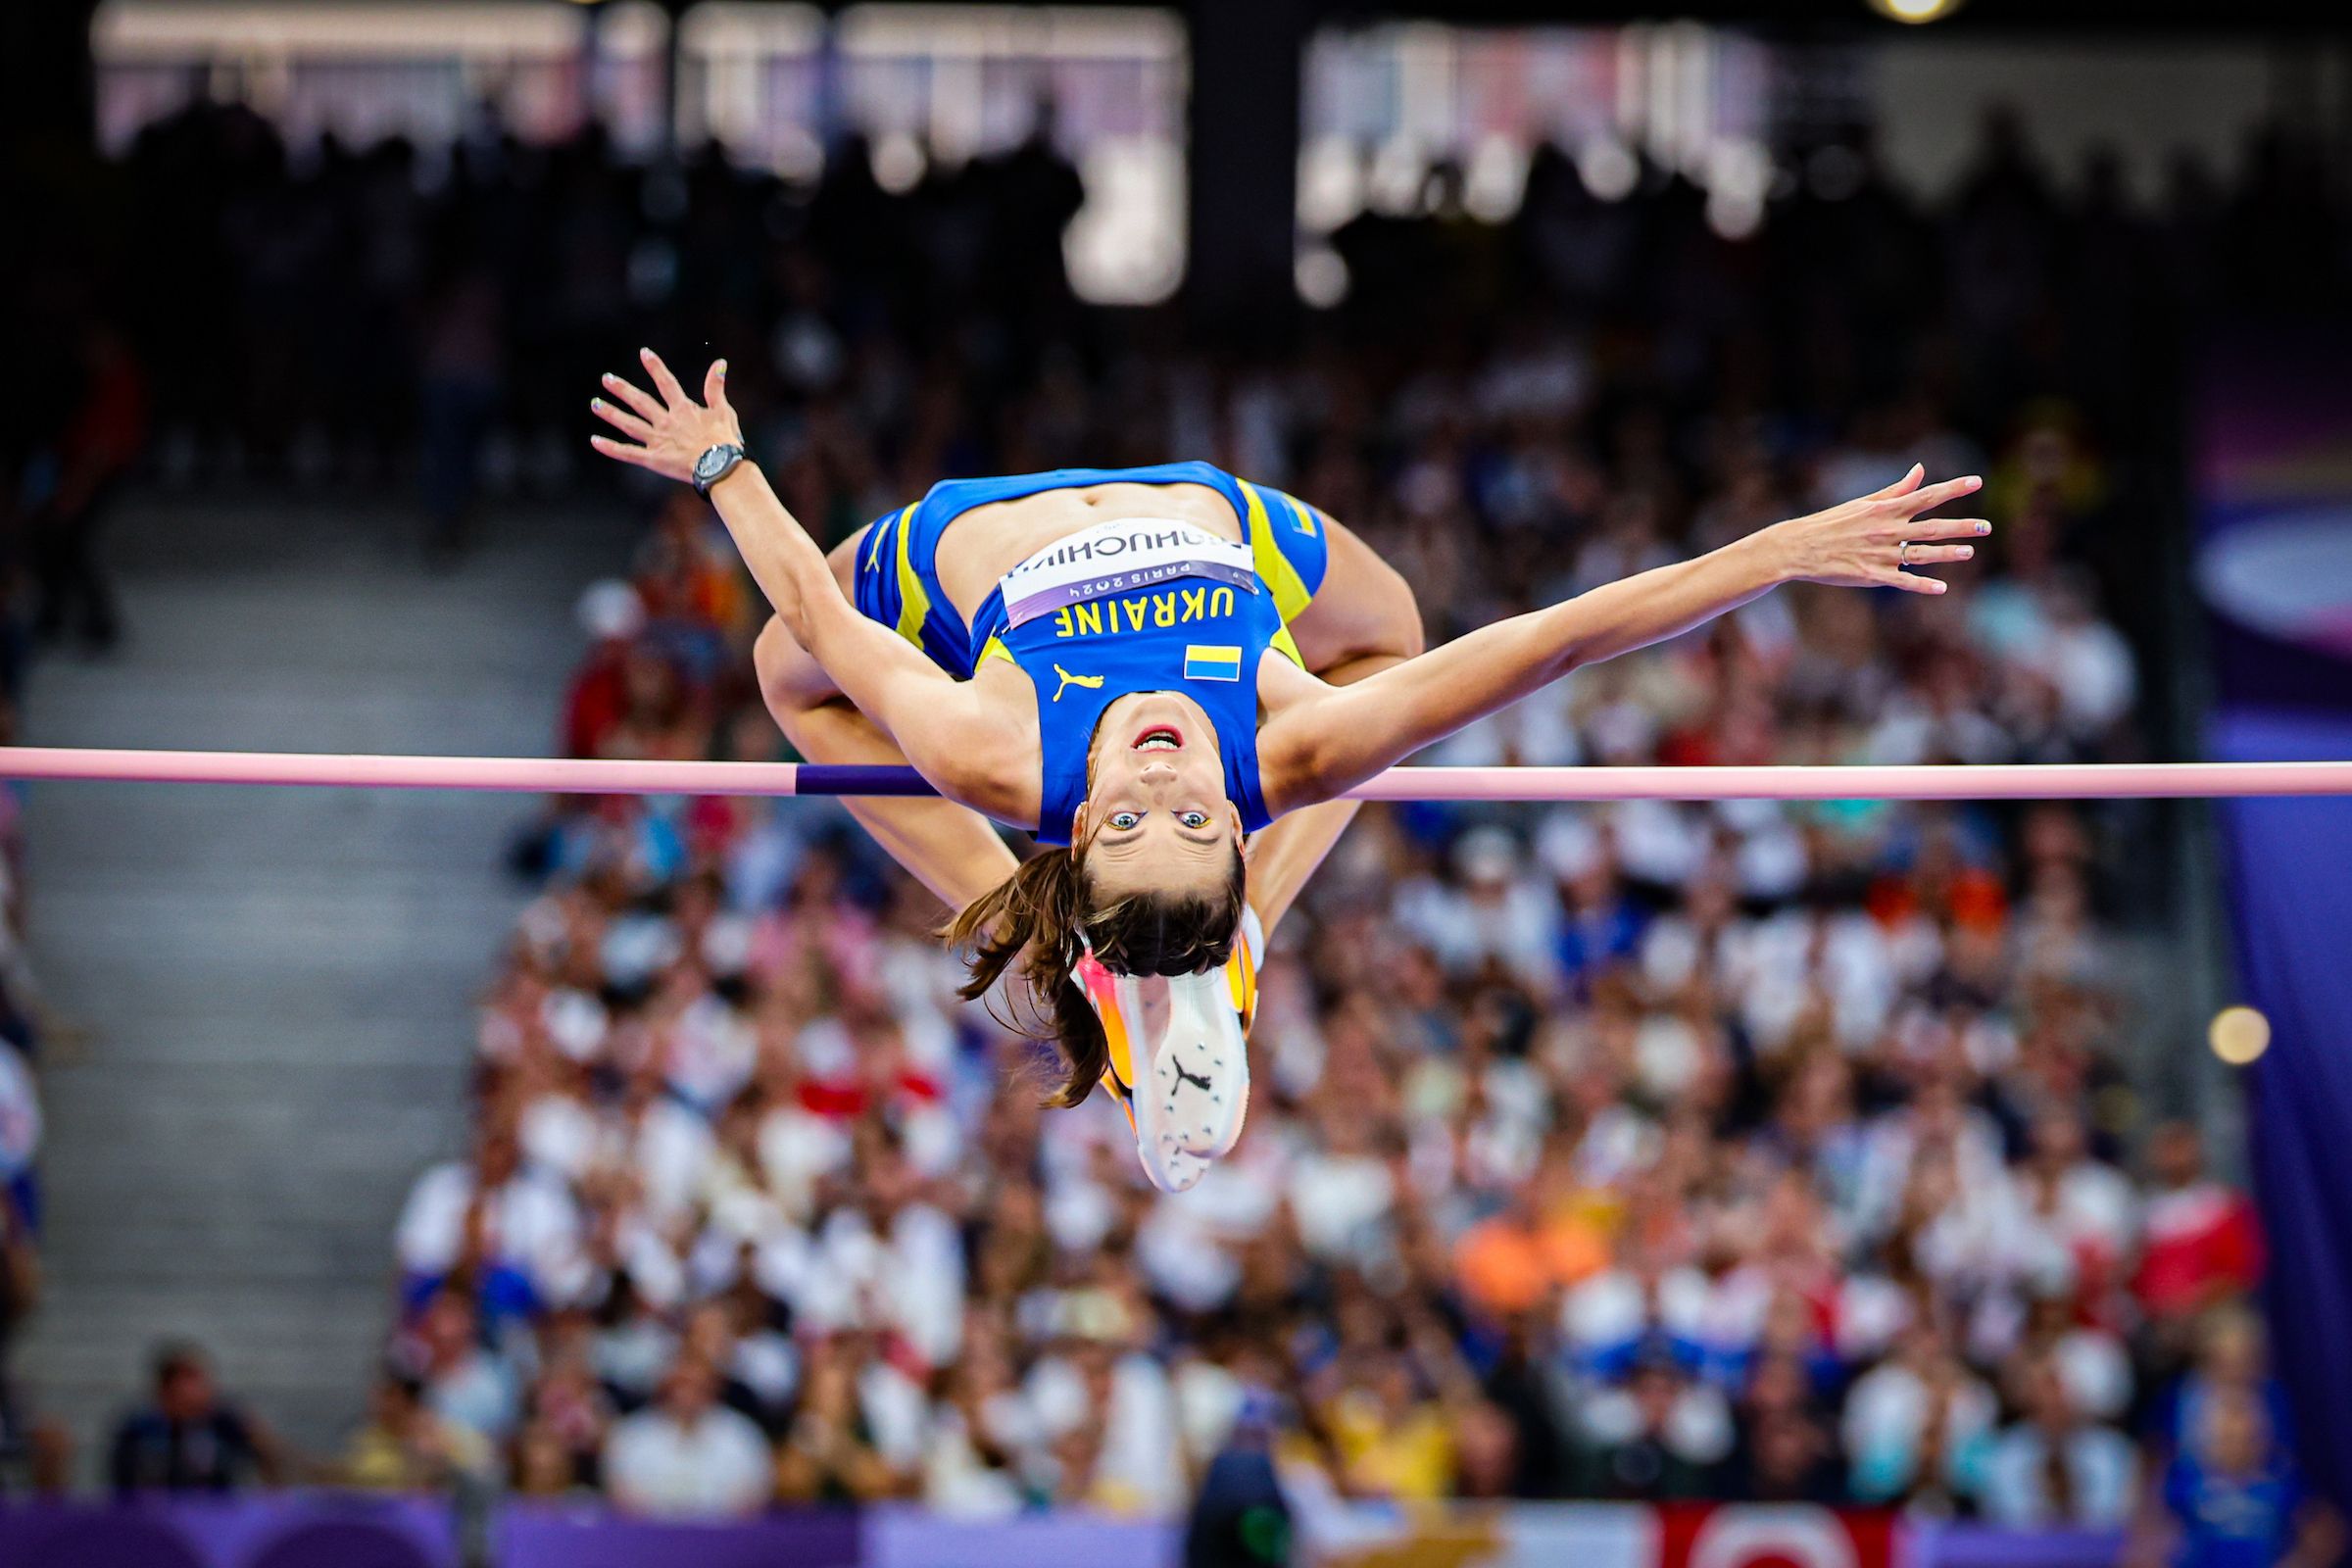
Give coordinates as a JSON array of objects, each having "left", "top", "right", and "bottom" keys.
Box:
[{"left": 930, "top": 481, "right": 1242, "bottom": 626}]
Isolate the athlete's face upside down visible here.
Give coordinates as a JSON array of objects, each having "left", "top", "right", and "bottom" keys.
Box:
[
  {"left": 1076, "top": 691, "right": 1245, "bottom": 906},
  {"left": 944, "top": 687, "right": 1247, "bottom": 1113}
]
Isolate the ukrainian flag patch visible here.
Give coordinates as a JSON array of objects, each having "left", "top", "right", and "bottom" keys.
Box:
[{"left": 1184, "top": 645, "right": 1243, "bottom": 682}]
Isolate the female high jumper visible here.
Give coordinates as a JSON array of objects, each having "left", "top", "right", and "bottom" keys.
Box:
[{"left": 590, "top": 350, "right": 1986, "bottom": 1190}]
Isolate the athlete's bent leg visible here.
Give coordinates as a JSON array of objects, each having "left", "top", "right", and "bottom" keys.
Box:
[
  {"left": 1287, "top": 513, "right": 1426, "bottom": 679},
  {"left": 754, "top": 527, "right": 1018, "bottom": 911}
]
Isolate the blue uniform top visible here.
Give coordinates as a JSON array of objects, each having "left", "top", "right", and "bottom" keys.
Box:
[
  {"left": 851, "top": 463, "right": 1329, "bottom": 846},
  {"left": 2163, "top": 1453, "right": 2307, "bottom": 1568},
  {"left": 985, "top": 528, "right": 1289, "bottom": 845}
]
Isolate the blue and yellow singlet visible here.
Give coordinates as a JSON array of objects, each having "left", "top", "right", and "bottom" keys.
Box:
[{"left": 850, "top": 462, "right": 1330, "bottom": 845}]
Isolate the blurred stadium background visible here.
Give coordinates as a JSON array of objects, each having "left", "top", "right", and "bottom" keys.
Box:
[{"left": 2, "top": 1, "right": 2351, "bottom": 1565}]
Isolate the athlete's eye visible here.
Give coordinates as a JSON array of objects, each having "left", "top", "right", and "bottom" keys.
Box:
[
  {"left": 1179, "top": 810, "right": 1211, "bottom": 830},
  {"left": 1108, "top": 810, "right": 1143, "bottom": 831}
]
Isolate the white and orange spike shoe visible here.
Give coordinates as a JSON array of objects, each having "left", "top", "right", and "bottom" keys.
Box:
[{"left": 1077, "top": 908, "right": 1261, "bottom": 1193}]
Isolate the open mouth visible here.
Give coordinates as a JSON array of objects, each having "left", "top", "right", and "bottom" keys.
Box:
[{"left": 1132, "top": 725, "right": 1184, "bottom": 752}]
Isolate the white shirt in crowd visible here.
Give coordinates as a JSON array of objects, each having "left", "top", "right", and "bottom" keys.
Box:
[
  {"left": 1286, "top": 1150, "right": 1396, "bottom": 1265},
  {"left": 748, "top": 1201, "right": 964, "bottom": 1363},
  {"left": 395, "top": 1160, "right": 582, "bottom": 1300},
  {"left": 604, "top": 1403, "right": 774, "bottom": 1519},
  {"left": 1391, "top": 872, "right": 1562, "bottom": 998},
  {"left": 1980, "top": 1422, "right": 2136, "bottom": 1528},
  {"left": 1024, "top": 1351, "right": 1185, "bottom": 1512},
  {"left": 1561, "top": 1264, "right": 1714, "bottom": 1356},
  {"left": 1841, "top": 1361, "right": 1998, "bottom": 1490},
  {"left": 922, "top": 1404, "right": 1028, "bottom": 1519}
]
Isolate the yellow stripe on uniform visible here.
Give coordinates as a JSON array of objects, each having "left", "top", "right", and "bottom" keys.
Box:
[
  {"left": 1097, "top": 990, "right": 1138, "bottom": 1095},
  {"left": 1225, "top": 943, "right": 1257, "bottom": 1033},
  {"left": 888, "top": 507, "right": 927, "bottom": 649},
  {"left": 1238, "top": 480, "right": 1314, "bottom": 623}
]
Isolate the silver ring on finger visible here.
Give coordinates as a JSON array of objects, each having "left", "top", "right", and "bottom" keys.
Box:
[{"left": 1897, "top": 540, "right": 1913, "bottom": 568}]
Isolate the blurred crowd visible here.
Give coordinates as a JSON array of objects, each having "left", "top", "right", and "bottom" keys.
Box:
[
  {"left": 0, "top": 59, "right": 2333, "bottom": 1564},
  {"left": 4, "top": 81, "right": 2348, "bottom": 569},
  {"left": 387, "top": 528, "right": 2285, "bottom": 1530},
  {"left": 318, "top": 100, "right": 2321, "bottom": 1557}
]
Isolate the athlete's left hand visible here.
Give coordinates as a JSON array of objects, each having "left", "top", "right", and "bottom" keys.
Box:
[
  {"left": 1767, "top": 464, "right": 1990, "bottom": 596},
  {"left": 589, "top": 349, "right": 743, "bottom": 484}
]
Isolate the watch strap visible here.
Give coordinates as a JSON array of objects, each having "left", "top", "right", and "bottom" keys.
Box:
[{"left": 693, "top": 443, "right": 748, "bottom": 496}]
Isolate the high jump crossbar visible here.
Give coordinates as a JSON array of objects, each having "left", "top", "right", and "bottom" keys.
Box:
[{"left": 2, "top": 749, "right": 2349, "bottom": 802}]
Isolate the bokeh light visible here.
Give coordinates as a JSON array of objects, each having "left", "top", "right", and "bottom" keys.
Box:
[
  {"left": 2210, "top": 1005, "right": 2273, "bottom": 1065},
  {"left": 1870, "top": 0, "right": 1963, "bottom": 22}
]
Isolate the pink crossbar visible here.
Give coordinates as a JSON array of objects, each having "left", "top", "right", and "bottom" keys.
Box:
[{"left": 3, "top": 748, "right": 2350, "bottom": 801}]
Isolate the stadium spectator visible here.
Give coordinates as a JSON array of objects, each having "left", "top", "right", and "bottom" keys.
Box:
[
  {"left": 2134, "top": 1122, "right": 2265, "bottom": 1343},
  {"left": 0, "top": 1180, "right": 65, "bottom": 1495},
  {"left": 1843, "top": 1322, "right": 1997, "bottom": 1507},
  {"left": 1572, "top": 1344, "right": 1733, "bottom": 1501},
  {"left": 2145, "top": 1305, "right": 2294, "bottom": 1472},
  {"left": 770, "top": 1336, "right": 904, "bottom": 1505},
  {"left": 1185, "top": 1407, "right": 1295, "bottom": 1568},
  {"left": 2143, "top": 1386, "right": 2343, "bottom": 1568},
  {"left": 1726, "top": 1406, "right": 1845, "bottom": 1506},
  {"left": 1309, "top": 1344, "right": 1461, "bottom": 1502},
  {"left": 1981, "top": 1351, "right": 2137, "bottom": 1527},
  {"left": 393, "top": 1109, "right": 582, "bottom": 1321},
  {"left": 604, "top": 1353, "right": 773, "bottom": 1518},
  {"left": 562, "top": 582, "right": 649, "bottom": 761},
  {"left": 26, "top": 324, "right": 147, "bottom": 653},
  {"left": 107, "top": 1341, "right": 281, "bottom": 1494},
  {"left": 341, "top": 1368, "right": 490, "bottom": 1492},
  {"left": 395, "top": 1290, "right": 522, "bottom": 1451}
]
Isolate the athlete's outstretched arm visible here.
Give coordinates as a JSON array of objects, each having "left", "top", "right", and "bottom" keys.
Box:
[
  {"left": 1258, "top": 466, "right": 1987, "bottom": 811},
  {"left": 593, "top": 352, "right": 1026, "bottom": 820}
]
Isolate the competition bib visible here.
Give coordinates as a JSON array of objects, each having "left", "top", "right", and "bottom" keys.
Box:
[{"left": 1001, "top": 516, "right": 1258, "bottom": 628}]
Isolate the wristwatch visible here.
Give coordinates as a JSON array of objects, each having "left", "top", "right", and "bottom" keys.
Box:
[{"left": 692, "top": 443, "right": 750, "bottom": 496}]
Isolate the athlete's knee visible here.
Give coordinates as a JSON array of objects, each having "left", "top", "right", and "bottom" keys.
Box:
[
  {"left": 753, "top": 613, "right": 796, "bottom": 677},
  {"left": 754, "top": 615, "right": 832, "bottom": 714},
  {"left": 1375, "top": 558, "right": 1427, "bottom": 659}
]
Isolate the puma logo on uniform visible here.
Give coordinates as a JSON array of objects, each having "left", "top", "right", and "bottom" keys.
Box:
[{"left": 1053, "top": 663, "right": 1103, "bottom": 703}]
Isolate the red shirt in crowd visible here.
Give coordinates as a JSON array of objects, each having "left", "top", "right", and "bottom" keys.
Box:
[{"left": 2133, "top": 1180, "right": 2265, "bottom": 1322}]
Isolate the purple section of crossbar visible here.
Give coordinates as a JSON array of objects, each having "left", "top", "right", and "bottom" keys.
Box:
[{"left": 793, "top": 764, "right": 948, "bottom": 798}]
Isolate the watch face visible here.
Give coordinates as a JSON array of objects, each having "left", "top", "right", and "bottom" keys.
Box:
[{"left": 697, "top": 447, "right": 733, "bottom": 485}]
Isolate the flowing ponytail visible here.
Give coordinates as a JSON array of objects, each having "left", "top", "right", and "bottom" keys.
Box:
[
  {"left": 945, "top": 848, "right": 1103, "bottom": 1107},
  {"left": 944, "top": 844, "right": 1248, "bottom": 1108}
]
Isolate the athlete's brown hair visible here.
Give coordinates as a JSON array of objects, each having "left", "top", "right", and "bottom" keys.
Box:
[{"left": 944, "top": 844, "right": 1246, "bottom": 1106}]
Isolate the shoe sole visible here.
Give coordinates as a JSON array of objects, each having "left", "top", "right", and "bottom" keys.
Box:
[
  {"left": 1149, "top": 1028, "right": 1249, "bottom": 1158},
  {"left": 1104, "top": 1072, "right": 1210, "bottom": 1192}
]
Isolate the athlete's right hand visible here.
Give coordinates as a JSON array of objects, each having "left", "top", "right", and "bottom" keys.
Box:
[{"left": 589, "top": 348, "right": 743, "bottom": 485}]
